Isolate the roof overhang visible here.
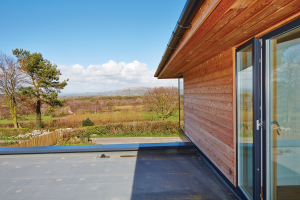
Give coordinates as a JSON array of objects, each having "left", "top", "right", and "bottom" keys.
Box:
[
  {"left": 155, "top": 0, "right": 300, "bottom": 79},
  {"left": 155, "top": 0, "right": 220, "bottom": 79}
]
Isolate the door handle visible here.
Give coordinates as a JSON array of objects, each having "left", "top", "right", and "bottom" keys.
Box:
[{"left": 271, "top": 121, "right": 281, "bottom": 135}]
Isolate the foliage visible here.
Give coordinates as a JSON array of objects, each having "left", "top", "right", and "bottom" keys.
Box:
[
  {"left": 276, "top": 49, "right": 300, "bottom": 121},
  {"left": 106, "top": 101, "right": 114, "bottom": 107},
  {"left": 59, "top": 128, "right": 91, "bottom": 145},
  {"left": 136, "top": 98, "right": 143, "bottom": 104},
  {"left": 56, "top": 121, "right": 178, "bottom": 146},
  {"left": 0, "top": 109, "right": 180, "bottom": 129},
  {"left": 87, "top": 121, "right": 179, "bottom": 137},
  {"left": 74, "top": 95, "right": 142, "bottom": 100},
  {"left": 0, "top": 128, "right": 33, "bottom": 138},
  {"left": 144, "top": 87, "right": 179, "bottom": 121},
  {"left": 96, "top": 95, "right": 142, "bottom": 100},
  {"left": 0, "top": 141, "right": 19, "bottom": 146},
  {"left": 82, "top": 118, "right": 94, "bottom": 127},
  {"left": 12, "top": 48, "right": 69, "bottom": 129},
  {"left": 53, "top": 141, "right": 94, "bottom": 146},
  {"left": 50, "top": 106, "right": 70, "bottom": 117},
  {"left": 0, "top": 52, "right": 26, "bottom": 128},
  {"left": 143, "top": 111, "right": 179, "bottom": 121}
]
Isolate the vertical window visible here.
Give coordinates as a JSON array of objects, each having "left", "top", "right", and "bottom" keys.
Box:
[
  {"left": 266, "top": 25, "right": 300, "bottom": 200},
  {"left": 179, "top": 77, "right": 184, "bottom": 131},
  {"left": 237, "top": 43, "right": 254, "bottom": 199}
]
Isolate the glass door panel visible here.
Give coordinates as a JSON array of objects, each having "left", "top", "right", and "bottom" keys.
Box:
[
  {"left": 266, "top": 26, "right": 300, "bottom": 200},
  {"left": 237, "top": 44, "right": 254, "bottom": 199}
]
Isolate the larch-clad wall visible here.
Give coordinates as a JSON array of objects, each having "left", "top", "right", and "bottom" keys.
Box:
[
  {"left": 184, "top": 48, "right": 235, "bottom": 184},
  {"left": 157, "top": 0, "right": 300, "bottom": 187}
]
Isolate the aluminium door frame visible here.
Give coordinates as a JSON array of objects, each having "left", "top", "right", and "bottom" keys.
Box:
[
  {"left": 236, "top": 37, "right": 262, "bottom": 200},
  {"left": 261, "top": 16, "right": 300, "bottom": 200}
]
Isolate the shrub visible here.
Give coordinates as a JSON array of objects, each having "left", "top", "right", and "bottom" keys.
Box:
[
  {"left": 82, "top": 118, "right": 94, "bottom": 127},
  {"left": 136, "top": 98, "right": 143, "bottom": 104},
  {"left": 50, "top": 106, "right": 70, "bottom": 117},
  {"left": 56, "top": 120, "right": 179, "bottom": 146},
  {"left": 0, "top": 128, "right": 33, "bottom": 138},
  {"left": 59, "top": 128, "right": 91, "bottom": 144},
  {"left": 88, "top": 121, "right": 179, "bottom": 137},
  {"left": 106, "top": 101, "right": 114, "bottom": 107}
]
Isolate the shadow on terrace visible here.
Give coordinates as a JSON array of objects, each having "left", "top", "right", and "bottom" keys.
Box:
[{"left": 0, "top": 144, "right": 239, "bottom": 200}]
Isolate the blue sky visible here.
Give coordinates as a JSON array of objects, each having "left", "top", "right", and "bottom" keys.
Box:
[{"left": 0, "top": 0, "right": 185, "bottom": 94}]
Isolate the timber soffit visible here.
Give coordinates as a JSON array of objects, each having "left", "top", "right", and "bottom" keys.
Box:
[
  {"left": 154, "top": 0, "right": 205, "bottom": 78},
  {"left": 158, "top": 0, "right": 300, "bottom": 79}
]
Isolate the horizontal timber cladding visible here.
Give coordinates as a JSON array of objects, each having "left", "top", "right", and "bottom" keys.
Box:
[
  {"left": 184, "top": 49, "right": 236, "bottom": 185},
  {"left": 158, "top": 0, "right": 300, "bottom": 79}
]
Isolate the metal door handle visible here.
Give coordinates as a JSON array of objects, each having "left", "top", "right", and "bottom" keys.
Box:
[{"left": 271, "top": 121, "right": 281, "bottom": 135}]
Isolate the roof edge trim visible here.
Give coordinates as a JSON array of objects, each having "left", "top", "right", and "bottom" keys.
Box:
[{"left": 154, "top": 0, "right": 205, "bottom": 77}]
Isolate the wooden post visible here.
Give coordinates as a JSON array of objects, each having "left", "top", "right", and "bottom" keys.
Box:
[{"left": 272, "top": 38, "right": 278, "bottom": 200}]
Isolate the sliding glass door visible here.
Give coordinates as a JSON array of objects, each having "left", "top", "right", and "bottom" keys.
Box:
[
  {"left": 264, "top": 21, "right": 300, "bottom": 200},
  {"left": 237, "top": 18, "right": 300, "bottom": 200},
  {"left": 237, "top": 42, "right": 254, "bottom": 199},
  {"left": 236, "top": 39, "right": 261, "bottom": 200}
]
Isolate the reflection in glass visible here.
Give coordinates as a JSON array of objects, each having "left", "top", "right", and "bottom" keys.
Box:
[
  {"left": 179, "top": 78, "right": 184, "bottom": 131},
  {"left": 237, "top": 44, "right": 253, "bottom": 198},
  {"left": 267, "top": 26, "right": 300, "bottom": 200}
]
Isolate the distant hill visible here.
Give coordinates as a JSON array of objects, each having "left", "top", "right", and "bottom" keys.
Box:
[
  {"left": 59, "top": 90, "right": 117, "bottom": 97},
  {"left": 59, "top": 87, "right": 155, "bottom": 97},
  {"left": 115, "top": 87, "right": 154, "bottom": 95}
]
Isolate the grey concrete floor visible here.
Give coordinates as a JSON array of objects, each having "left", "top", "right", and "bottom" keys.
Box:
[{"left": 0, "top": 149, "right": 239, "bottom": 200}]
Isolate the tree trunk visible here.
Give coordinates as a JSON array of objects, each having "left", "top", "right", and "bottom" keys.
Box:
[
  {"left": 9, "top": 97, "right": 18, "bottom": 128},
  {"left": 36, "top": 100, "right": 42, "bottom": 129},
  {"left": 12, "top": 113, "right": 18, "bottom": 128}
]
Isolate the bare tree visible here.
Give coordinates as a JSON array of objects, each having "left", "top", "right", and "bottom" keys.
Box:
[
  {"left": 0, "top": 52, "right": 26, "bottom": 128},
  {"left": 143, "top": 87, "right": 179, "bottom": 121},
  {"left": 278, "top": 48, "right": 300, "bottom": 121}
]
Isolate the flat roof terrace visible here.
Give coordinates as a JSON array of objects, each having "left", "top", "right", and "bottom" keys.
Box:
[{"left": 0, "top": 149, "right": 239, "bottom": 200}]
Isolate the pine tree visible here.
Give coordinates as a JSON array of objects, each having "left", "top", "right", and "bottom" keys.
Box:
[{"left": 13, "top": 48, "right": 69, "bottom": 129}]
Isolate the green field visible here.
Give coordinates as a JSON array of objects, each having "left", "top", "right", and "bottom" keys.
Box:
[
  {"left": 143, "top": 111, "right": 179, "bottom": 121},
  {"left": 0, "top": 115, "right": 60, "bottom": 125}
]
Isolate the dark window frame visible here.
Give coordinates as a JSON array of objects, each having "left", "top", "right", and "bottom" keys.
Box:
[
  {"left": 236, "top": 37, "right": 261, "bottom": 200},
  {"left": 261, "top": 17, "right": 300, "bottom": 200}
]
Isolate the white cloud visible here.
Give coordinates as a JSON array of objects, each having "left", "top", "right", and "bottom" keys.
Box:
[{"left": 57, "top": 60, "right": 177, "bottom": 94}]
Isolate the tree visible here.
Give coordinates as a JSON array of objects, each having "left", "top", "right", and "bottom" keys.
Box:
[
  {"left": 143, "top": 87, "right": 179, "bottom": 121},
  {"left": 106, "top": 101, "right": 114, "bottom": 107},
  {"left": 277, "top": 48, "right": 300, "bottom": 121},
  {"left": 13, "top": 48, "right": 69, "bottom": 129},
  {"left": 0, "top": 52, "right": 26, "bottom": 128},
  {"left": 82, "top": 118, "right": 94, "bottom": 127}
]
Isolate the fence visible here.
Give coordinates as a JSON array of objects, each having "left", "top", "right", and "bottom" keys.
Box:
[{"left": 10, "top": 131, "right": 61, "bottom": 147}]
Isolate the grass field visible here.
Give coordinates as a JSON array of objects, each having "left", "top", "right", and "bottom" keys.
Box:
[
  {"left": 0, "top": 107, "right": 179, "bottom": 131},
  {"left": 143, "top": 111, "right": 179, "bottom": 121},
  {"left": 0, "top": 115, "right": 59, "bottom": 125},
  {"left": 115, "top": 105, "right": 143, "bottom": 111}
]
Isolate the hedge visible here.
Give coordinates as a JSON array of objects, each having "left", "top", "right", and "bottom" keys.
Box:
[
  {"left": 59, "top": 120, "right": 179, "bottom": 144},
  {"left": 86, "top": 120, "right": 179, "bottom": 137}
]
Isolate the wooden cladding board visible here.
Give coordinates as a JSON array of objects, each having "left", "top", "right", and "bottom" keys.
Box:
[
  {"left": 158, "top": 0, "right": 300, "bottom": 78},
  {"left": 183, "top": 49, "right": 236, "bottom": 185}
]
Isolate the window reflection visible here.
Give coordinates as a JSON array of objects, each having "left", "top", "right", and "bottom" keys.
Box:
[
  {"left": 237, "top": 44, "right": 254, "bottom": 198},
  {"left": 179, "top": 78, "right": 184, "bottom": 131},
  {"left": 267, "top": 26, "right": 300, "bottom": 200}
]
